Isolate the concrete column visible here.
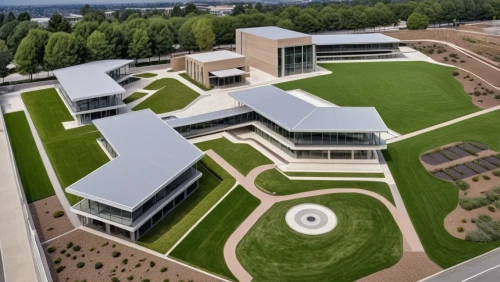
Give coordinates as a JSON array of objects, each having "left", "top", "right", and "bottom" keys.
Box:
[
  {"left": 131, "top": 230, "right": 136, "bottom": 242},
  {"left": 105, "top": 223, "right": 111, "bottom": 234},
  {"left": 351, "top": 150, "right": 354, "bottom": 159},
  {"left": 281, "top": 48, "right": 285, "bottom": 77},
  {"left": 328, "top": 150, "right": 331, "bottom": 159}
]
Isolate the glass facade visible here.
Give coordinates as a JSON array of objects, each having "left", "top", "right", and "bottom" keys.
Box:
[
  {"left": 315, "top": 43, "right": 399, "bottom": 61},
  {"left": 315, "top": 43, "right": 399, "bottom": 53},
  {"left": 174, "top": 111, "right": 256, "bottom": 137},
  {"left": 78, "top": 109, "right": 117, "bottom": 124},
  {"left": 59, "top": 86, "right": 123, "bottom": 113},
  {"left": 73, "top": 166, "right": 198, "bottom": 227},
  {"left": 282, "top": 45, "right": 314, "bottom": 76},
  {"left": 209, "top": 75, "right": 242, "bottom": 87}
]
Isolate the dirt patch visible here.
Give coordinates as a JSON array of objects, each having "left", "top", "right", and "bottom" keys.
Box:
[
  {"left": 44, "top": 229, "right": 221, "bottom": 282},
  {"left": 358, "top": 251, "right": 441, "bottom": 282},
  {"left": 460, "top": 24, "right": 489, "bottom": 33},
  {"left": 29, "top": 195, "right": 74, "bottom": 242}
]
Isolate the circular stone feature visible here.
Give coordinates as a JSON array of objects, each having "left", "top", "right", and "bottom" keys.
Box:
[{"left": 285, "top": 204, "right": 337, "bottom": 235}]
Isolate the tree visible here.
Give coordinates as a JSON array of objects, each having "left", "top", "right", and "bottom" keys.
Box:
[
  {"left": 83, "top": 11, "right": 106, "bottom": 24},
  {"left": 147, "top": 18, "right": 170, "bottom": 62},
  {"left": 128, "top": 29, "right": 151, "bottom": 62},
  {"left": 407, "top": 12, "right": 429, "bottom": 30},
  {"left": 440, "top": 0, "right": 457, "bottom": 23},
  {"left": 279, "top": 6, "right": 301, "bottom": 21},
  {"left": 17, "top": 12, "right": 31, "bottom": 22},
  {"left": 0, "top": 13, "right": 4, "bottom": 28},
  {"left": 255, "top": 3, "right": 263, "bottom": 12},
  {"left": 320, "top": 7, "right": 341, "bottom": 30},
  {"left": 154, "top": 26, "right": 174, "bottom": 61},
  {"left": 0, "top": 40, "right": 11, "bottom": 83},
  {"left": 14, "top": 29, "right": 50, "bottom": 79},
  {"left": 5, "top": 12, "right": 15, "bottom": 23},
  {"left": 183, "top": 3, "right": 198, "bottom": 16},
  {"left": 87, "top": 30, "right": 113, "bottom": 61},
  {"left": 193, "top": 18, "right": 215, "bottom": 51},
  {"left": 294, "top": 12, "right": 322, "bottom": 33},
  {"left": 212, "top": 16, "right": 237, "bottom": 46},
  {"left": 276, "top": 19, "right": 295, "bottom": 30},
  {"left": 80, "top": 4, "right": 92, "bottom": 16},
  {"left": 73, "top": 21, "right": 99, "bottom": 40},
  {"left": 44, "top": 32, "right": 83, "bottom": 71},
  {"left": 0, "top": 21, "right": 19, "bottom": 41},
  {"left": 233, "top": 4, "right": 245, "bottom": 16},
  {"left": 171, "top": 6, "right": 183, "bottom": 17},
  {"left": 178, "top": 19, "right": 197, "bottom": 52},
  {"left": 48, "top": 14, "right": 72, "bottom": 33},
  {"left": 99, "top": 22, "right": 126, "bottom": 58},
  {"left": 7, "top": 21, "right": 39, "bottom": 53}
]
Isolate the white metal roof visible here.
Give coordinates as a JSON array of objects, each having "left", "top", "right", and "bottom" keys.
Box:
[
  {"left": 66, "top": 110, "right": 204, "bottom": 211},
  {"left": 186, "top": 50, "right": 244, "bottom": 63},
  {"left": 238, "top": 26, "right": 309, "bottom": 40},
  {"left": 54, "top": 59, "right": 134, "bottom": 102},
  {"left": 210, "top": 68, "right": 246, "bottom": 78},
  {"left": 166, "top": 106, "right": 253, "bottom": 128},
  {"left": 229, "top": 86, "right": 388, "bottom": 133},
  {"left": 312, "top": 33, "right": 400, "bottom": 45}
]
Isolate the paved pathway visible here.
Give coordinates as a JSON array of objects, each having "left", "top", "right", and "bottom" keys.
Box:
[{"left": 205, "top": 150, "right": 424, "bottom": 282}]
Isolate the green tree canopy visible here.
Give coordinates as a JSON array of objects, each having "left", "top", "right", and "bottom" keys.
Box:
[
  {"left": 6, "top": 12, "right": 15, "bottom": 23},
  {"left": 0, "top": 39, "right": 12, "bottom": 83},
  {"left": 128, "top": 29, "right": 151, "bottom": 61},
  {"left": 407, "top": 12, "right": 429, "bottom": 30},
  {"left": 193, "top": 18, "right": 215, "bottom": 51},
  {"left": 87, "top": 30, "right": 113, "bottom": 61},
  {"left": 17, "top": 12, "right": 31, "bottom": 22},
  {"left": 14, "top": 29, "right": 50, "bottom": 78},
  {"left": 294, "top": 12, "right": 322, "bottom": 33},
  {"left": 80, "top": 4, "right": 92, "bottom": 16},
  {"left": 44, "top": 32, "right": 83, "bottom": 71},
  {"left": 48, "top": 14, "right": 72, "bottom": 33},
  {"left": 178, "top": 19, "right": 197, "bottom": 51},
  {"left": 73, "top": 21, "right": 100, "bottom": 40},
  {"left": 276, "top": 19, "right": 295, "bottom": 30},
  {"left": 7, "top": 21, "right": 39, "bottom": 53},
  {"left": 171, "top": 6, "right": 183, "bottom": 17},
  {"left": 212, "top": 16, "right": 237, "bottom": 46},
  {"left": 0, "top": 21, "right": 19, "bottom": 41}
]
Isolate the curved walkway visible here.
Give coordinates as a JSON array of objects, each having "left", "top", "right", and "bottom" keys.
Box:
[{"left": 205, "top": 150, "right": 424, "bottom": 282}]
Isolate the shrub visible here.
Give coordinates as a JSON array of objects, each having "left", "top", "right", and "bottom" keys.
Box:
[
  {"left": 47, "top": 227, "right": 54, "bottom": 231},
  {"left": 459, "top": 197, "right": 490, "bottom": 210},
  {"left": 494, "top": 171, "right": 500, "bottom": 177},
  {"left": 451, "top": 70, "right": 459, "bottom": 76},
  {"left": 485, "top": 187, "right": 500, "bottom": 201},
  {"left": 495, "top": 200, "right": 500, "bottom": 209},
  {"left": 142, "top": 280, "right": 151, "bottom": 282},
  {"left": 461, "top": 218, "right": 467, "bottom": 223},
  {"left": 471, "top": 218, "right": 476, "bottom": 223},
  {"left": 101, "top": 241, "right": 109, "bottom": 247},
  {"left": 160, "top": 266, "right": 168, "bottom": 272},
  {"left": 444, "top": 57, "right": 449, "bottom": 61},
  {"left": 451, "top": 59, "right": 457, "bottom": 63},
  {"left": 60, "top": 249, "right": 66, "bottom": 254},
  {"left": 65, "top": 253, "right": 71, "bottom": 257},
  {"left": 48, "top": 246, "right": 56, "bottom": 253},
  {"left": 53, "top": 257, "right": 62, "bottom": 264},
  {"left": 474, "top": 91, "right": 481, "bottom": 96},
  {"left": 56, "top": 265, "right": 65, "bottom": 273},
  {"left": 466, "top": 229, "right": 493, "bottom": 242},
  {"left": 122, "top": 258, "right": 128, "bottom": 265},
  {"left": 495, "top": 95, "right": 500, "bottom": 99},
  {"left": 450, "top": 53, "right": 458, "bottom": 58},
  {"left": 437, "top": 49, "right": 444, "bottom": 54},
  {"left": 72, "top": 245, "right": 81, "bottom": 252},
  {"left": 112, "top": 251, "right": 121, "bottom": 258},
  {"left": 483, "top": 175, "right": 491, "bottom": 180},
  {"left": 72, "top": 255, "right": 77, "bottom": 260},
  {"left": 111, "top": 278, "right": 120, "bottom": 282},
  {"left": 457, "top": 226, "right": 464, "bottom": 232},
  {"left": 149, "top": 261, "right": 155, "bottom": 267},
  {"left": 95, "top": 262, "right": 103, "bottom": 269},
  {"left": 455, "top": 180, "right": 469, "bottom": 191},
  {"left": 127, "top": 276, "right": 134, "bottom": 281},
  {"left": 469, "top": 78, "right": 474, "bottom": 81},
  {"left": 89, "top": 247, "right": 95, "bottom": 251},
  {"left": 472, "top": 176, "right": 479, "bottom": 182},
  {"left": 66, "top": 242, "right": 73, "bottom": 249},
  {"left": 53, "top": 210, "right": 65, "bottom": 218},
  {"left": 135, "top": 263, "right": 141, "bottom": 268},
  {"left": 460, "top": 60, "right": 465, "bottom": 63},
  {"left": 76, "top": 262, "right": 85, "bottom": 268},
  {"left": 488, "top": 206, "right": 496, "bottom": 212},
  {"left": 163, "top": 280, "right": 170, "bottom": 282}
]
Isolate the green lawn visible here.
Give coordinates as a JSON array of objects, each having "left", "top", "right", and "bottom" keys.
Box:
[
  {"left": 138, "top": 156, "right": 236, "bottom": 253},
  {"left": 170, "top": 186, "right": 260, "bottom": 281},
  {"left": 236, "top": 193, "right": 402, "bottom": 282},
  {"left": 132, "top": 78, "right": 200, "bottom": 114},
  {"left": 179, "top": 73, "right": 212, "bottom": 91},
  {"left": 196, "top": 137, "right": 273, "bottom": 176},
  {"left": 275, "top": 62, "right": 479, "bottom": 134},
  {"left": 384, "top": 110, "right": 500, "bottom": 268},
  {"left": 284, "top": 171, "right": 385, "bottom": 178},
  {"left": 44, "top": 131, "right": 109, "bottom": 205},
  {"left": 3, "top": 112, "right": 54, "bottom": 203},
  {"left": 133, "top": 72, "right": 158, "bottom": 78},
  {"left": 256, "top": 169, "right": 394, "bottom": 204},
  {"left": 123, "top": 92, "right": 147, "bottom": 104},
  {"left": 21, "top": 88, "right": 97, "bottom": 142}
]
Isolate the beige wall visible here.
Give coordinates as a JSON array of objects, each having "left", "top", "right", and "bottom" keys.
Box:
[
  {"left": 171, "top": 55, "right": 186, "bottom": 71},
  {"left": 235, "top": 30, "right": 313, "bottom": 77},
  {"left": 185, "top": 55, "right": 248, "bottom": 88}
]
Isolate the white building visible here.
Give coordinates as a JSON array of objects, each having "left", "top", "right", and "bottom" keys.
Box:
[
  {"left": 64, "top": 13, "right": 83, "bottom": 26},
  {"left": 31, "top": 17, "right": 50, "bottom": 28}
]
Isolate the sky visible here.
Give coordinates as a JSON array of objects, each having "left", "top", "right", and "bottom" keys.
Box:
[{"left": 2, "top": 0, "right": 177, "bottom": 5}]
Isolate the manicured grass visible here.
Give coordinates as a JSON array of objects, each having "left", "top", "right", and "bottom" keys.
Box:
[
  {"left": 256, "top": 169, "right": 394, "bottom": 204},
  {"left": 275, "top": 62, "right": 479, "bottom": 134},
  {"left": 133, "top": 72, "right": 158, "bottom": 78},
  {"left": 196, "top": 137, "right": 273, "bottom": 176},
  {"left": 170, "top": 186, "right": 260, "bottom": 281},
  {"left": 284, "top": 171, "right": 385, "bottom": 178},
  {"left": 133, "top": 78, "right": 200, "bottom": 114},
  {"left": 44, "top": 131, "right": 109, "bottom": 205},
  {"left": 3, "top": 111, "right": 54, "bottom": 203},
  {"left": 21, "top": 88, "right": 97, "bottom": 142},
  {"left": 236, "top": 193, "right": 402, "bottom": 281},
  {"left": 384, "top": 110, "right": 500, "bottom": 268},
  {"left": 179, "top": 73, "right": 212, "bottom": 91},
  {"left": 138, "top": 156, "right": 236, "bottom": 253},
  {"left": 123, "top": 92, "right": 147, "bottom": 104}
]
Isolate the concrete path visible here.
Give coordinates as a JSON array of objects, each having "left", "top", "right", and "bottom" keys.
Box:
[
  {"left": 388, "top": 105, "right": 500, "bottom": 144},
  {"left": 23, "top": 108, "right": 82, "bottom": 228},
  {"left": 205, "top": 150, "right": 425, "bottom": 282}
]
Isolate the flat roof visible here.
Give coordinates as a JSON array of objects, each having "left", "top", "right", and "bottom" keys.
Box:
[
  {"left": 312, "top": 33, "right": 400, "bottom": 45},
  {"left": 54, "top": 59, "right": 134, "bottom": 102},
  {"left": 66, "top": 110, "right": 204, "bottom": 211},
  {"left": 237, "top": 26, "right": 309, "bottom": 40},
  {"left": 186, "top": 50, "right": 244, "bottom": 63},
  {"left": 210, "top": 68, "right": 246, "bottom": 78},
  {"left": 166, "top": 106, "right": 253, "bottom": 128},
  {"left": 229, "top": 86, "right": 387, "bottom": 132}
]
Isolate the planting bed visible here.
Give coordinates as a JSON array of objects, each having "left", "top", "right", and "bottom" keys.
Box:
[
  {"left": 29, "top": 195, "right": 74, "bottom": 242},
  {"left": 432, "top": 155, "right": 500, "bottom": 181},
  {"left": 421, "top": 142, "right": 488, "bottom": 166}
]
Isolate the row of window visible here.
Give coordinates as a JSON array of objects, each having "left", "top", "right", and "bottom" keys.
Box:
[
  {"left": 79, "top": 109, "right": 117, "bottom": 124},
  {"left": 278, "top": 45, "right": 315, "bottom": 77},
  {"left": 315, "top": 43, "right": 399, "bottom": 52},
  {"left": 317, "top": 54, "right": 397, "bottom": 61}
]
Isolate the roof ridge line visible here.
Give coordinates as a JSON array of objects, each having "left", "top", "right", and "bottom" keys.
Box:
[{"left": 293, "top": 107, "right": 318, "bottom": 130}]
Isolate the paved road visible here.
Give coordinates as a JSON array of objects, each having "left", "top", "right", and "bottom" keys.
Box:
[{"left": 423, "top": 248, "right": 500, "bottom": 282}]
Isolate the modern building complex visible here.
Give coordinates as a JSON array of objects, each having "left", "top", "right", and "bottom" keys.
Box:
[
  {"left": 167, "top": 86, "right": 388, "bottom": 162},
  {"left": 185, "top": 50, "right": 248, "bottom": 88},
  {"left": 54, "top": 60, "right": 134, "bottom": 125},
  {"left": 236, "top": 26, "right": 400, "bottom": 77},
  {"left": 63, "top": 13, "right": 83, "bottom": 26},
  {"left": 66, "top": 110, "right": 204, "bottom": 241}
]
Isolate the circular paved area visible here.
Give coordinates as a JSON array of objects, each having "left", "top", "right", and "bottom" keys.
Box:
[{"left": 285, "top": 203, "right": 337, "bottom": 235}]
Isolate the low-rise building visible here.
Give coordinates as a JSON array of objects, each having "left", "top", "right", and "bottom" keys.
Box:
[
  {"left": 54, "top": 60, "right": 134, "bottom": 125},
  {"left": 67, "top": 110, "right": 204, "bottom": 241},
  {"left": 31, "top": 17, "right": 50, "bottom": 28},
  {"left": 185, "top": 50, "right": 248, "bottom": 88},
  {"left": 63, "top": 13, "right": 83, "bottom": 26}
]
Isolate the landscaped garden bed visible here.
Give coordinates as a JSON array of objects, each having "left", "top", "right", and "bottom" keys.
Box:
[{"left": 29, "top": 196, "right": 74, "bottom": 242}]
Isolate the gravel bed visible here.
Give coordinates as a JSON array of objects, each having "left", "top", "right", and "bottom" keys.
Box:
[
  {"left": 421, "top": 155, "right": 440, "bottom": 165},
  {"left": 444, "top": 169, "right": 463, "bottom": 180},
  {"left": 476, "top": 159, "right": 499, "bottom": 170},
  {"left": 29, "top": 195, "right": 74, "bottom": 242},
  {"left": 466, "top": 162, "right": 488, "bottom": 173},
  {"left": 459, "top": 143, "right": 482, "bottom": 154},
  {"left": 430, "top": 153, "right": 450, "bottom": 164},
  {"left": 442, "top": 149, "right": 461, "bottom": 160},
  {"left": 449, "top": 146, "right": 471, "bottom": 158},
  {"left": 453, "top": 165, "right": 477, "bottom": 178},
  {"left": 434, "top": 172, "right": 454, "bottom": 181},
  {"left": 485, "top": 156, "right": 500, "bottom": 166}
]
